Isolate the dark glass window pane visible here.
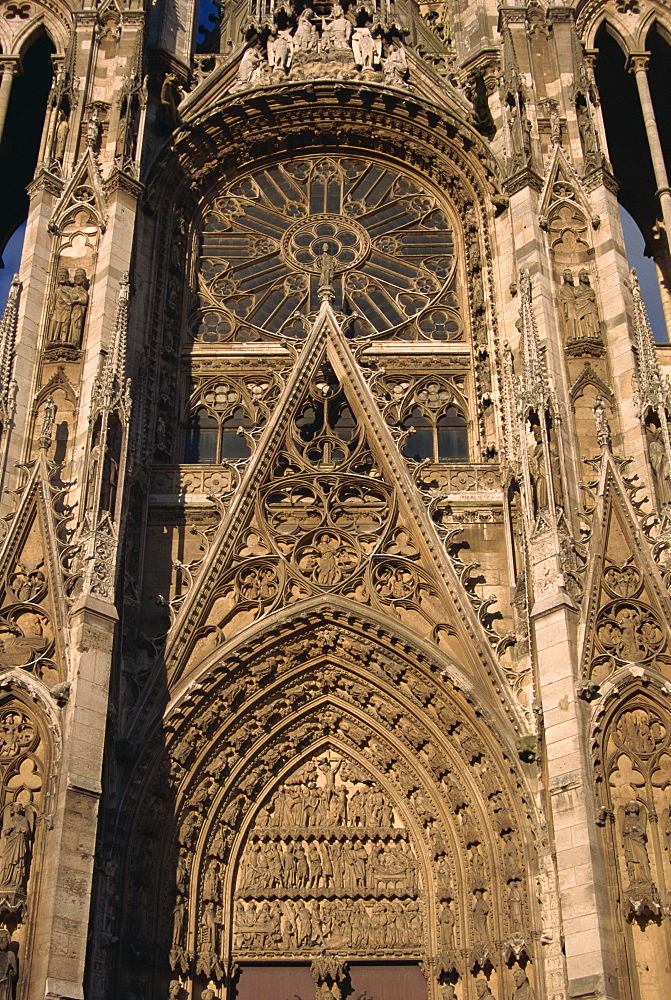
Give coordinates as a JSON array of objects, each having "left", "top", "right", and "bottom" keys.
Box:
[
  {"left": 221, "top": 407, "right": 252, "bottom": 460},
  {"left": 184, "top": 408, "right": 218, "bottom": 463},
  {"left": 437, "top": 407, "right": 468, "bottom": 462},
  {"left": 402, "top": 407, "right": 434, "bottom": 462},
  {"left": 332, "top": 403, "right": 356, "bottom": 441}
]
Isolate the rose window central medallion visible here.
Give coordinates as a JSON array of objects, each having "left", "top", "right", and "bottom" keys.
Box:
[{"left": 281, "top": 214, "right": 370, "bottom": 275}]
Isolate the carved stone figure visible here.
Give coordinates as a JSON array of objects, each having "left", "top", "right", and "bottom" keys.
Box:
[
  {"left": 351, "top": 27, "right": 376, "bottom": 69},
  {"left": 0, "top": 931, "right": 17, "bottom": 1000},
  {"left": 528, "top": 426, "right": 548, "bottom": 512},
  {"left": 46, "top": 267, "right": 89, "bottom": 346},
  {"left": 592, "top": 395, "right": 611, "bottom": 451},
  {"left": 622, "top": 800, "right": 652, "bottom": 883},
  {"left": 384, "top": 43, "right": 408, "bottom": 87},
  {"left": 69, "top": 268, "right": 89, "bottom": 346},
  {"left": 232, "top": 48, "right": 263, "bottom": 90},
  {"left": 511, "top": 968, "right": 536, "bottom": 1000},
  {"left": 293, "top": 8, "right": 318, "bottom": 52},
  {"left": 319, "top": 244, "right": 335, "bottom": 289},
  {"left": 54, "top": 110, "right": 69, "bottom": 164},
  {"left": 574, "top": 269, "right": 600, "bottom": 339},
  {"left": 0, "top": 802, "right": 32, "bottom": 889},
  {"left": 439, "top": 899, "right": 456, "bottom": 948},
  {"left": 475, "top": 980, "right": 494, "bottom": 1000},
  {"left": 648, "top": 430, "right": 671, "bottom": 508},
  {"left": 321, "top": 5, "right": 352, "bottom": 52},
  {"left": 472, "top": 889, "right": 491, "bottom": 947},
  {"left": 508, "top": 881, "right": 524, "bottom": 932},
  {"left": 171, "top": 894, "right": 186, "bottom": 948},
  {"left": 47, "top": 269, "right": 75, "bottom": 343},
  {"left": 268, "top": 29, "right": 293, "bottom": 71},
  {"left": 559, "top": 269, "right": 579, "bottom": 342}
]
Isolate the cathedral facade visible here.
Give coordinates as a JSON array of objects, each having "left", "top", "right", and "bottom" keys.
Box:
[{"left": 0, "top": 0, "right": 671, "bottom": 998}]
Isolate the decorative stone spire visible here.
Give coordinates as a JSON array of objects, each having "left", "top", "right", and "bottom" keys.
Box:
[
  {"left": 92, "top": 272, "right": 131, "bottom": 418},
  {"left": 517, "top": 269, "right": 554, "bottom": 415},
  {"left": 631, "top": 267, "right": 671, "bottom": 415},
  {"left": 501, "top": 340, "right": 521, "bottom": 473},
  {"left": 0, "top": 274, "right": 20, "bottom": 425}
]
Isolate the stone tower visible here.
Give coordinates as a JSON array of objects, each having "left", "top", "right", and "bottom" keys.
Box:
[{"left": 0, "top": 0, "right": 671, "bottom": 998}]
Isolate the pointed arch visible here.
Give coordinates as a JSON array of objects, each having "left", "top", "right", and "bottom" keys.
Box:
[{"left": 116, "top": 608, "right": 545, "bottom": 998}]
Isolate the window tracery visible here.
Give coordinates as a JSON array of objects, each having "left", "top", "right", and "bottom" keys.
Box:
[
  {"left": 190, "top": 156, "right": 463, "bottom": 343},
  {"left": 182, "top": 374, "right": 279, "bottom": 463}
]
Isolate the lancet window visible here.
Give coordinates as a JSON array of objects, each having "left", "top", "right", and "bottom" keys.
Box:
[
  {"left": 184, "top": 406, "right": 253, "bottom": 463},
  {"left": 401, "top": 405, "right": 468, "bottom": 463}
]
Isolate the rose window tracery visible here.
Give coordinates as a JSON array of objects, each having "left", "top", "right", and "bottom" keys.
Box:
[{"left": 191, "top": 157, "right": 463, "bottom": 342}]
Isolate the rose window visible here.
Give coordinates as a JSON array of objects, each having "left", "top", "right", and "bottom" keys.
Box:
[{"left": 191, "top": 156, "right": 463, "bottom": 342}]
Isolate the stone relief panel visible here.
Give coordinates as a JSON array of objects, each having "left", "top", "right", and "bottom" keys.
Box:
[
  {"left": 231, "top": 752, "right": 423, "bottom": 959},
  {"left": 222, "top": 1, "right": 409, "bottom": 92},
  {"left": 586, "top": 551, "right": 671, "bottom": 686},
  {"left": 597, "top": 697, "right": 671, "bottom": 999},
  {"left": 188, "top": 156, "right": 463, "bottom": 344},
  {"left": 0, "top": 693, "right": 55, "bottom": 986},
  {"left": 0, "top": 508, "right": 65, "bottom": 690}
]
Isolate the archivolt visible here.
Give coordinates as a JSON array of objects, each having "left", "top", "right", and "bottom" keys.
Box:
[{"left": 115, "top": 612, "right": 544, "bottom": 995}]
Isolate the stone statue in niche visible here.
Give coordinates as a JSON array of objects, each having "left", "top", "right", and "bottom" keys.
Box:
[
  {"left": 47, "top": 267, "right": 89, "bottom": 346},
  {"left": 647, "top": 428, "right": 671, "bottom": 509},
  {"left": 0, "top": 930, "right": 17, "bottom": 1000},
  {"left": 54, "top": 110, "right": 69, "bottom": 165},
  {"left": 0, "top": 802, "right": 33, "bottom": 890},
  {"left": 475, "top": 980, "right": 494, "bottom": 1000},
  {"left": 508, "top": 881, "right": 523, "bottom": 932},
  {"left": 511, "top": 968, "right": 536, "bottom": 1000},
  {"left": 560, "top": 269, "right": 601, "bottom": 344},
  {"left": 592, "top": 395, "right": 611, "bottom": 451},
  {"left": 439, "top": 899, "right": 456, "bottom": 948},
  {"left": 528, "top": 425, "right": 548, "bottom": 512},
  {"left": 472, "top": 888, "right": 491, "bottom": 949},
  {"left": 621, "top": 800, "right": 652, "bottom": 883},
  {"left": 574, "top": 270, "right": 601, "bottom": 339}
]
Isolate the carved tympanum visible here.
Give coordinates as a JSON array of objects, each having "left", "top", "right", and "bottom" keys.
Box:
[{"left": 232, "top": 752, "right": 423, "bottom": 958}]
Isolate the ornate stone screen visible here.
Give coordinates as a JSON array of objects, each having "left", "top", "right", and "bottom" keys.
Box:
[{"left": 190, "top": 156, "right": 462, "bottom": 343}]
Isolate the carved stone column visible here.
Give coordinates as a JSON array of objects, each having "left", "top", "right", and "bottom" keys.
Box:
[
  {"left": 0, "top": 57, "right": 19, "bottom": 145},
  {"left": 628, "top": 53, "right": 671, "bottom": 246}
]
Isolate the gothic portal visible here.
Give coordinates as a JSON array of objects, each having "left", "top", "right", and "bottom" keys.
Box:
[{"left": 1, "top": 1, "right": 671, "bottom": 1000}]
